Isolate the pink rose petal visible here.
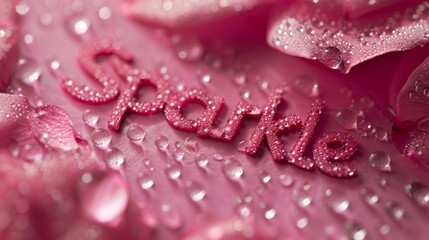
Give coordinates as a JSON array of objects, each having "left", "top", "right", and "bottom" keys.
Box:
[
  {"left": 0, "top": 0, "right": 19, "bottom": 91},
  {"left": 396, "top": 55, "right": 429, "bottom": 123},
  {"left": 123, "top": 0, "right": 275, "bottom": 27},
  {"left": 27, "top": 105, "right": 79, "bottom": 151},
  {"left": 268, "top": 1, "right": 429, "bottom": 73},
  {"left": 0, "top": 93, "right": 31, "bottom": 138}
]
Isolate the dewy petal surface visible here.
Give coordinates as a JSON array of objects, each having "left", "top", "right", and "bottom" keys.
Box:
[
  {"left": 0, "top": 0, "right": 19, "bottom": 91},
  {"left": 27, "top": 105, "right": 79, "bottom": 151},
  {"left": 268, "top": 1, "right": 429, "bottom": 73},
  {"left": 122, "top": 0, "right": 275, "bottom": 27}
]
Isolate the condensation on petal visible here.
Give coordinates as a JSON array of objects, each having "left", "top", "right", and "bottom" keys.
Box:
[{"left": 268, "top": 1, "right": 429, "bottom": 73}]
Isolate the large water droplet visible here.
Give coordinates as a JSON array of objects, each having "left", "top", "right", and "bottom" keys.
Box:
[
  {"left": 222, "top": 158, "right": 244, "bottom": 181},
  {"left": 405, "top": 181, "right": 429, "bottom": 206},
  {"left": 16, "top": 58, "right": 42, "bottom": 85},
  {"left": 320, "top": 46, "right": 342, "bottom": 69},
  {"left": 159, "top": 203, "right": 183, "bottom": 229},
  {"left": 127, "top": 125, "right": 145, "bottom": 142},
  {"left": 154, "top": 135, "right": 169, "bottom": 150},
  {"left": 82, "top": 109, "right": 99, "bottom": 127},
  {"left": 195, "top": 154, "right": 209, "bottom": 168},
  {"left": 185, "top": 181, "right": 206, "bottom": 202},
  {"left": 165, "top": 163, "right": 183, "bottom": 180},
  {"left": 91, "top": 128, "right": 112, "bottom": 148},
  {"left": 103, "top": 148, "right": 125, "bottom": 170},
  {"left": 368, "top": 151, "right": 391, "bottom": 172},
  {"left": 77, "top": 171, "right": 129, "bottom": 225},
  {"left": 336, "top": 109, "right": 358, "bottom": 129},
  {"left": 294, "top": 75, "right": 319, "bottom": 97},
  {"left": 171, "top": 34, "right": 203, "bottom": 61}
]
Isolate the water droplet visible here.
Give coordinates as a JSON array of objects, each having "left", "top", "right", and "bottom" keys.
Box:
[
  {"left": 336, "top": 109, "right": 358, "bottom": 129},
  {"left": 139, "top": 175, "right": 155, "bottom": 190},
  {"left": 82, "top": 109, "right": 99, "bottom": 127},
  {"left": 127, "top": 125, "right": 145, "bottom": 142},
  {"left": 184, "top": 137, "right": 199, "bottom": 151},
  {"left": 294, "top": 75, "right": 319, "bottom": 97},
  {"left": 379, "top": 224, "right": 390, "bottom": 235},
  {"left": 405, "top": 181, "right": 429, "bottom": 206},
  {"left": 165, "top": 163, "right": 182, "bottom": 180},
  {"left": 77, "top": 171, "right": 129, "bottom": 225},
  {"left": 16, "top": 1, "right": 30, "bottom": 15},
  {"left": 278, "top": 173, "right": 294, "bottom": 187},
  {"left": 195, "top": 154, "right": 209, "bottom": 168},
  {"left": 320, "top": 46, "right": 342, "bottom": 69},
  {"left": 369, "top": 151, "right": 391, "bottom": 172},
  {"left": 200, "top": 74, "right": 211, "bottom": 84},
  {"left": 213, "top": 153, "right": 223, "bottom": 161},
  {"left": 222, "top": 158, "right": 244, "bottom": 180},
  {"left": 259, "top": 171, "right": 272, "bottom": 184},
  {"left": 173, "top": 148, "right": 185, "bottom": 161},
  {"left": 16, "top": 58, "right": 42, "bottom": 85},
  {"left": 159, "top": 203, "right": 183, "bottom": 229},
  {"left": 91, "top": 128, "right": 112, "bottom": 148},
  {"left": 98, "top": 6, "right": 111, "bottom": 20},
  {"left": 372, "top": 126, "right": 388, "bottom": 141},
  {"left": 296, "top": 217, "right": 309, "bottom": 229},
  {"left": 417, "top": 117, "right": 429, "bottom": 132},
  {"left": 360, "top": 188, "right": 379, "bottom": 206},
  {"left": 171, "top": 34, "right": 203, "bottom": 61},
  {"left": 185, "top": 181, "right": 206, "bottom": 202},
  {"left": 103, "top": 148, "right": 125, "bottom": 170},
  {"left": 236, "top": 202, "right": 253, "bottom": 218},
  {"left": 385, "top": 201, "right": 405, "bottom": 220},
  {"left": 346, "top": 222, "right": 367, "bottom": 240},
  {"left": 293, "top": 185, "right": 312, "bottom": 208},
  {"left": 154, "top": 135, "right": 169, "bottom": 150},
  {"left": 264, "top": 208, "right": 277, "bottom": 220},
  {"left": 73, "top": 18, "right": 90, "bottom": 35},
  {"left": 324, "top": 190, "right": 350, "bottom": 213}
]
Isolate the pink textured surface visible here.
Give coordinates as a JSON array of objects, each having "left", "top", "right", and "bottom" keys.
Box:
[{"left": 0, "top": 0, "right": 429, "bottom": 239}]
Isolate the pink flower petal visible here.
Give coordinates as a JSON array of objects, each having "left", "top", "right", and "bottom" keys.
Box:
[
  {"left": 0, "top": 0, "right": 19, "bottom": 91},
  {"left": 27, "top": 105, "right": 79, "bottom": 151},
  {"left": 268, "top": 1, "right": 429, "bottom": 73},
  {"left": 0, "top": 93, "right": 31, "bottom": 138},
  {"left": 396, "top": 55, "right": 429, "bottom": 123},
  {"left": 123, "top": 0, "right": 275, "bottom": 27}
]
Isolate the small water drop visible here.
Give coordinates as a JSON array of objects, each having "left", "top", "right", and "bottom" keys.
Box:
[
  {"left": 185, "top": 181, "right": 206, "bottom": 202},
  {"left": 336, "top": 109, "right": 358, "bottom": 129},
  {"left": 21, "top": 144, "right": 44, "bottom": 162},
  {"left": 173, "top": 148, "right": 185, "bottom": 161},
  {"left": 296, "top": 217, "right": 309, "bottom": 229},
  {"left": 98, "top": 6, "right": 111, "bottom": 20},
  {"left": 385, "top": 201, "right": 405, "bottom": 220},
  {"left": 259, "top": 171, "right": 272, "bottom": 184},
  {"left": 346, "top": 222, "right": 367, "bottom": 240},
  {"left": 236, "top": 202, "right": 253, "bottom": 218},
  {"left": 139, "top": 175, "right": 155, "bottom": 190},
  {"left": 222, "top": 158, "right": 244, "bottom": 181},
  {"left": 91, "top": 128, "right": 112, "bottom": 148},
  {"left": 405, "top": 181, "right": 429, "bottom": 206},
  {"left": 213, "top": 153, "right": 223, "bottom": 161},
  {"left": 320, "top": 46, "right": 342, "bottom": 69},
  {"left": 154, "top": 135, "right": 169, "bottom": 150},
  {"left": 294, "top": 75, "right": 319, "bottom": 97},
  {"left": 195, "top": 154, "right": 209, "bottom": 168},
  {"left": 264, "top": 207, "right": 277, "bottom": 220},
  {"left": 368, "top": 151, "right": 391, "bottom": 172},
  {"left": 278, "top": 173, "right": 294, "bottom": 187},
  {"left": 82, "top": 109, "right": 99, "bottom": 127},
  {"left": 184, "top": 137, "right": 199, "bottom": 151},
  {"left": 360, "top": 188, "right": 379, "bottom": 206},
  {"left": 103, "top": 148, "right": 125, "bottom": 170},
  {"left": 159, "top": 203, "right": 183, "bottom": 229},
  {"left": 372, "top": 126, "right": 388, "bottom": 141},
  {"left": 73, "top": 18, "right": 90, "bottom": 35},
  {"left": 324, "top": 190, "right": 350, "bottom": 213},
  {"left": 16, "top": 58, "right": 42, "bottom": 85},
  {"left": 171, "top": 34, "right": 203, "bottom": 61},
  {"left": 16, "top": 1, "right": 30, "bottom": 15},
  {"left": 293, "top": 185, "right": 312, "bottom": 208},
  {"left": 127, "top": 125, "right": 145, "bottom": 142}
]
